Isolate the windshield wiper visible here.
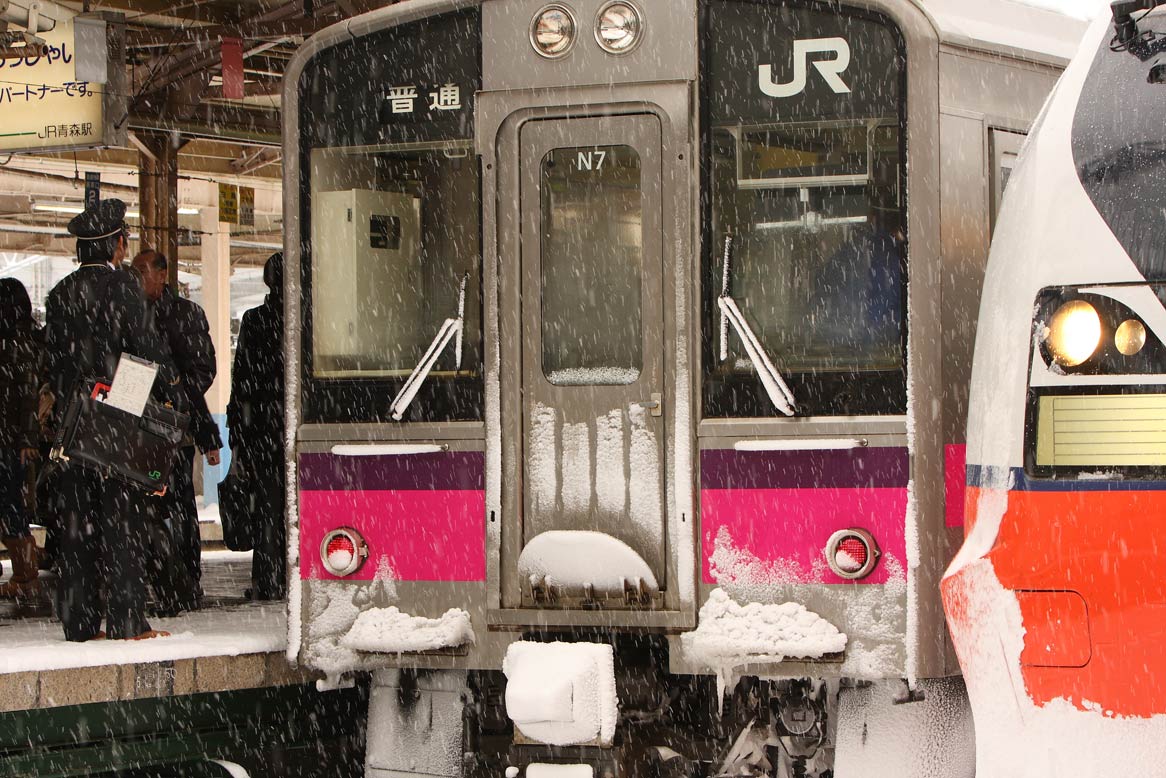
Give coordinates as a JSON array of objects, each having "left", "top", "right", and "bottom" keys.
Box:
[
  {"left": 389, "top": 273, "right": 468, "bottom": 421},
  {"left": 718, "top": 234, "right": 797, "bottom": 416}
]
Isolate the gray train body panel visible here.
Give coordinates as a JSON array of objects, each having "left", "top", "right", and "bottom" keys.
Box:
[{"left": 282, "top": 0, "right": 1076, "bottom": 693}]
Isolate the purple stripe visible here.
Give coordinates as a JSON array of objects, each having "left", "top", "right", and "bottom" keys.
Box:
[
  {"left": 700, "top": 447, "right": 908, "bottom": 490},
  {"left": 299, "top": 451, "right": 484, "bottom": 491}
]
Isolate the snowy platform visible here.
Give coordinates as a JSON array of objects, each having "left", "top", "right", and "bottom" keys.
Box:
[{"left": 0, "top": 551, "right": 319, "bottom": 713}]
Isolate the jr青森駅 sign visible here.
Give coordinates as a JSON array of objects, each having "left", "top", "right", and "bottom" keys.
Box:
[{"left": 0, "top": 17, "right": 108, "bottom": 153}]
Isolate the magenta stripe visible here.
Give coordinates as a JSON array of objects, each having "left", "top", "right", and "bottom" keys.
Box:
[
  {"left": 299, "top": 451, "right": 484, "bottom": 491},
  {"left": 701, "top": 486, "right": 907, "bottom": 585},
  {"left": 700, "top": 447, "right": 908, "bottom": 490},
  {"left": 300, "top": 488, "right": 486, "bottom": 582}
]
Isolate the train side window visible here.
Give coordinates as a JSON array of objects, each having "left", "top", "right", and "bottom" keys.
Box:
[
  {"left": 990, "top": 128, "right": 1026, "bottom": 235},
  {"left": 700, "top": 1, "right": 907, "bottom": 418},
  {"left": 540, "top": 145, "right": 644, "bottom": 386}
]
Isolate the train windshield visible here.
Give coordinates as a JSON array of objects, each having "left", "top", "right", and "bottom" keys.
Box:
[
  {"left": 701, "top": 2, "right": 907, "bottom": 418},
  {"left": 1072, "top": 11, "right": 1166, "bottom": 281},
  {"left": 297, "top": 10, "right": 482, "bottom": 423}
]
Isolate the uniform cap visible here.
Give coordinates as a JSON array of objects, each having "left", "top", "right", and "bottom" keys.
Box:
[{"left": 67, "top": 198, "right": 128, "bottom": 240}]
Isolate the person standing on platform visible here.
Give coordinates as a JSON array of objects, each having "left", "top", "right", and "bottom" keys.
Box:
[
  {"left": 0, "top": 278, "right": 43, "bottom": 599},
  {"left": 44, "top": 199, "right": 177, "bottom": 641},
  {"left": 132, "top": 249, "right": 222, "bottom": 605},
  {"left": 228, "top": 252, "right": 286, "bottom": 601}
]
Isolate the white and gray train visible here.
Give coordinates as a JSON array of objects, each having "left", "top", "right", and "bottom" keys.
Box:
[{"left": 279, "top": 1, "right": 1083, "bottom": 775}]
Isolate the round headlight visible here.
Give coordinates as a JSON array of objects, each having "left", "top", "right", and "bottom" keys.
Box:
[
  {"left": 595, "top": 1, "right": 642, "bottom": 54},
  {"left": 1045, "top": 300, "right": 1102, "bottom": 368},
  {"left": 531, "top": 4, "right": 577, "bottom": 59},
  {"left": 1115, "top": 319, "right": 1147, "bottom": 356}
]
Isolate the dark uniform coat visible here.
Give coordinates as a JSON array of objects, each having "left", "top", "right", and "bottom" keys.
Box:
[
  {"left": 0, "top": 319, "right": 40, "bottom": 539},
  {"left": 153, "top": 286, "right": 221, "bottom": 451},
  {"left": 150, "top": 285, "right": 221, "bottom": 602},
  {"left": 44, "top": 261, "right": 180, "bottom": 640},
  {"left": 227, "top": 290, "right": 285, "bottom": 599}
]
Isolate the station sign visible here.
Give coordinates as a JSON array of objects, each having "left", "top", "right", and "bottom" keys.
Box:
[
  {"left": 218, "top": 183, "right": 239, "bottom": 224},
  {"left": 238, "top": 186, "right": 255, "bottom": 227},
  {"left": 0, "top": 16, "right": 124, "bottom": 154},
  {"left": 84, "top": 172, "right": 100, "bottom": 209}
]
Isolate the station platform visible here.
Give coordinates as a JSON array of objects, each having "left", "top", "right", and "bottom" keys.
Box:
[{"left": 0, "top": 548, "right": 316, "bottom": 713}]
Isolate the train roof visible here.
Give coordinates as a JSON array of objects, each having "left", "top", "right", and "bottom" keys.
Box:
[
  {"left": 301, "top": 0, "right": 1095, "bottom": 77},
  {"left": 916, "top": 0, "right": 1093, "bottom": 65}
]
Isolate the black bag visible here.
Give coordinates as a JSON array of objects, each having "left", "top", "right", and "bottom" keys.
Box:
[
  {"left": 52, "top": 383, "right": 189, "bottom": 493},
  {"left": 218, "top": 456, "right": 254, "bottom": 552}
]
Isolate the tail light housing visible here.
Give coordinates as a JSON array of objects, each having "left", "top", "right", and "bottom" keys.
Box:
[
  {"left": 320, "top": 528, "right": 368, "bottom": 577},
  {"left": 825, "top": 528, "right": 880, "bottom": 580}
]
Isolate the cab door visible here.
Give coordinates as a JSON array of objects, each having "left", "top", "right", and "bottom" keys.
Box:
[{"left": 515, "top": 114, "right": 667, "bottom": 605}]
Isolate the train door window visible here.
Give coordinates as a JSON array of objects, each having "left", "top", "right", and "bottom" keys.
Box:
[
  {"left": 297, "top": 9, "right": 482, "bottom": 423},
  {"left": 515, "top": 115, "right": 668, "bottom": 599},
  {"left": 540, "top": 145, "right": 644, "bottom": 386},
  {"left": 701, "top": 1, "right": 907, "bottom": 418},
  {"left": 990, "top": 129, "right": 1025, "bottom": 235}
]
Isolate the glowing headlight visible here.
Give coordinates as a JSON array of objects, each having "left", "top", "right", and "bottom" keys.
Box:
[
  {"left": 1045, "top": 300, "right": 1102, "bottom": 367},
  {"left": 1115, "top": 319, "right": 1147, "bottom": 356},
  {"left": 531, "top": 4, "right": 577, "bottom": 58},
  {"left": 595, "top": 1, "right": 642, "bottom": 54}
]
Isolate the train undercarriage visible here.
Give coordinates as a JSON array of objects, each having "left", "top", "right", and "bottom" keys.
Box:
[{"left": 361, "top": 638, "right": 974, "bottom": 778}]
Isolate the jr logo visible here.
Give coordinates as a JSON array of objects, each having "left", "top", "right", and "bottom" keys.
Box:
[{"left": 758, "top": 37, "right": 852, "bottom": 98}]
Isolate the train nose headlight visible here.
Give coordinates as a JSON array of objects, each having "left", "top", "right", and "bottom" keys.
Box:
[
  {"left": 595, "top": 1, "right": 642, "bottom": 54},
  {"left": 1045, "top": 300, "right": 1102, "bottom": 367},
  {"left": 320, "top": 528, "right": 368, "bottom": 577},
  {"left": 531, "top": 4, "right": 577, "bottom": 58},
  {"left": 1115, "top": 319, "right": 1147, "bottom": 356},
  {"left": 825, "top": 528, "right": 880, "bottom": 580}
]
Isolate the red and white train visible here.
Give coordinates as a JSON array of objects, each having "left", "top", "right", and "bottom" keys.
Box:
[{"left": 943, "top": 3, "right": 1166, "bottom": 775}]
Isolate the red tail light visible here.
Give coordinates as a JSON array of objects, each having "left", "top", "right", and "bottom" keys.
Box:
[
  {"left": 825, "top": 528, "right": 880, "bottom": 580},
  {"left": 320, "top": 528, "right": 368, "bottom": 576}
]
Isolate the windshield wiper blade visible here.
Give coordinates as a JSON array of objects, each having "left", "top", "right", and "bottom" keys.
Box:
[
  {"left": 718, "top": 295, "right": 796, "bottom": 416},
  {"left": 717, "top": 233, "right": 796, "bottom": 416},
  {"left": 389, "top": 274, "right": 468, "bottom": 421}
]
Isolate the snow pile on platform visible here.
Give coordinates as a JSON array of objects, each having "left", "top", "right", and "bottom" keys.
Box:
[
  {"left": 503, "top": 641, "right": 618, "bottom": 746},
  {"left": 683, "top": 589, "right": 847, "bottom": 698},
  {"left": 0, "top": 602, "right": 285, "bottom": 674},
  {"left": 518, "top": 530, "right": 658, "bottom": 591},
  {"left": 340, "top": 606, "right": 473, "bottom": 654}
]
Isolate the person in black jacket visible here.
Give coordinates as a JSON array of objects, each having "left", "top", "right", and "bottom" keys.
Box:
[
  {"left": 227, "top": 252, "right": 285, "bottom": 600},
  {"left": 0, "top": 278, "right": 42, "bottom": 599},
  {"left": 44, "top": 199, "right": 179, "bottom": 641},
  {"left": 132, "top": 250, "right": 222, "bottom": 606}
]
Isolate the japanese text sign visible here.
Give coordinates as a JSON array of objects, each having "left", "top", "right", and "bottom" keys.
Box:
[
  {"left": 0, "top": 19, "right": 104, "bottom": 152},
  {"left": 218, "top": 184, "right": 239, "bottom": 224}
]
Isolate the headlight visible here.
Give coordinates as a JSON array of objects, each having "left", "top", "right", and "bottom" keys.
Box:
[
  {"left": 595, "top": 1, "right": 642, "bottom": 54},
  {"left": 530, "top": 4, "right": 577, "bottom": 59},
  {"left": 1115, "top": 319, "right": 1147, "bottom": 356},
  {"left": 1045, "top": 300, "right": 1102, "bottom": 367}
]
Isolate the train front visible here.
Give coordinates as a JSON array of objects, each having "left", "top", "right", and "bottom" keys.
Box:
[
  {"left": 284, "top": 1, "right": 959, "bottom": 776},
  {"left": 943, "top": 7, "right": 1166, "bottom": 776}
]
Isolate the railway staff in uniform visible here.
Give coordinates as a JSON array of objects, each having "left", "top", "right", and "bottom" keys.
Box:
[
  {"left": 132, "top": 250, "right": 222, "bottom": 607},
  {"left": 44, "top": 199, "right": 177, "bottom": 641},
  {"left": 228, "top": 252, "right": 286, "bottom": 601}
]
